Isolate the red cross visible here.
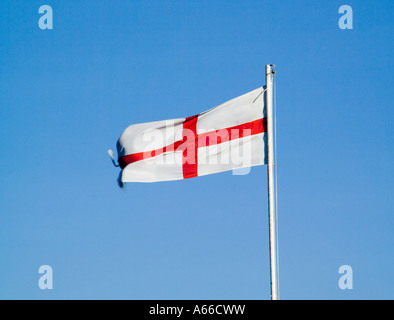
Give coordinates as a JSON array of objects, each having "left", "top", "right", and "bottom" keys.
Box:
[{"left": 119, "top": 115, "right": 267, "bottom": 179}]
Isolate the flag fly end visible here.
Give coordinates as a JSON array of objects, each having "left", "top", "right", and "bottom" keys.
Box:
[{"left": 107, "top": 149, "right": 120, "bottom": 167}]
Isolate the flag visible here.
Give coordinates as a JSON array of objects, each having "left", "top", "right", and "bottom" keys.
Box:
[{"left": 112, "top": 87, "right": 267, "bottom": 184}]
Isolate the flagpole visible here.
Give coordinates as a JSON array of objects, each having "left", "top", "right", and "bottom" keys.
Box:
[{"left": 265, "top": 64, "right": 278, "bottom": 300}]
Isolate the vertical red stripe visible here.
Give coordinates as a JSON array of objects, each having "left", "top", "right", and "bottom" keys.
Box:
[{"left": 182, "top": 115, "right": 199, "bottom": 179}]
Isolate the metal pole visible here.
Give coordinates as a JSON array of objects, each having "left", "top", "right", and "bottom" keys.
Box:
[{"left": 265, "top": 64, "right": 278, "bottom": 300}]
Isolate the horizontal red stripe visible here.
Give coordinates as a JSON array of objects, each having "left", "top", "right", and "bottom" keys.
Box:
[{"left": 197, "top": 118, "right": 266, "bottom": 148}]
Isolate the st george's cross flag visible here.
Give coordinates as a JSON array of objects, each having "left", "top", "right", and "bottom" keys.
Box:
[{"left": 111, "top": 87, "right": 267, "bottom": 184}]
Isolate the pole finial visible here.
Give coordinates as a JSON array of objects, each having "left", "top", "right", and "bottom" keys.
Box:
[{"left": 266, "top": 64, "right": 276, "bottom": 75}]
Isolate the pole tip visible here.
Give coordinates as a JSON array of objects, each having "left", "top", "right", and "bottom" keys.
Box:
[{"left": 266, "top": 64, "right": 276, "bottom": 75}]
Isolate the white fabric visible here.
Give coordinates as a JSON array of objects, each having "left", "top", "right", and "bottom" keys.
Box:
[
  {"left": 117, "top": 118, "right": 185, "bottom": 158},
  {"left": 197, "top": 133, "right": 267, "bottom": 177},
  {"left": 121, "top": 151, "right": 184, "bottom": 182},
  {"left": 196, "top": 87, "right": 266, "bottom": 133}
]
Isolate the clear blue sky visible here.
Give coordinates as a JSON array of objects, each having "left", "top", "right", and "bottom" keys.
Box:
[{"left": 0, "top": 0, "right": 393, "bottom": 299}]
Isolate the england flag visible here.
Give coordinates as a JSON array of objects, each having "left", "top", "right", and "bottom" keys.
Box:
[{"left": 110, "top": 87, "right": 267, "bottom": 184}]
